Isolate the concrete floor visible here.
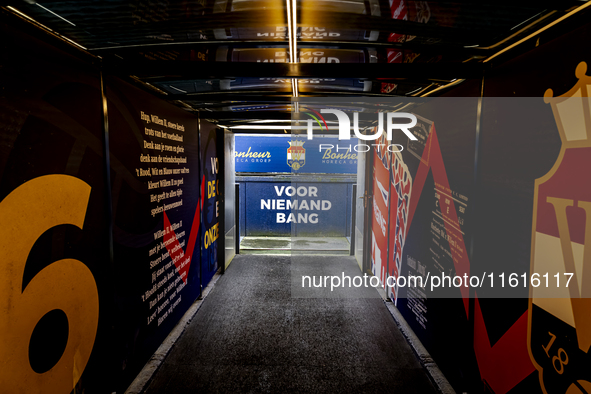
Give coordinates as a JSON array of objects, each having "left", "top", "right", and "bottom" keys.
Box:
[
  {"left": 239, "top": 236, "right": 351, "bottom": 255},
  {"left": 142, "top": 255, "right": 438, "bottom": 393}
]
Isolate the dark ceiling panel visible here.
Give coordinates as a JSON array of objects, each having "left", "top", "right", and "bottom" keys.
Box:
[
  {"left": 110, "top": 60, "right": 483, "bottom": 80},
  {"left": 10, "top": 1, "right": 566, "bottom": 49},
  {"left": 4, "top": 0, "right": 590, "bottom": 116}
]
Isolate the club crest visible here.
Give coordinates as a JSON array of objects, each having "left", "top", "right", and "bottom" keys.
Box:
[
  {"left": 529, "top": 61, "right": 591, "bottom": 394},
  {"left": 287, "top": 140, "right": 306, "bottom": 171}
]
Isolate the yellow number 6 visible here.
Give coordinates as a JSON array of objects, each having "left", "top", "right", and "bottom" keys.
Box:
[{"left": 0, "top": 175, "right": 99, "bottom": 393}]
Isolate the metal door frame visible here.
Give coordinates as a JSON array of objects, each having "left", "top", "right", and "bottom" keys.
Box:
[{"left": 362, "top": 145, "right": 374, "bottom": 274}]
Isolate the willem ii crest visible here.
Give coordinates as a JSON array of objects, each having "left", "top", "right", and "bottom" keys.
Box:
[
  {"left": 287, "top": 140, "right": 305, "bottom": 171},
  {"left": 529, "top": 62, "right": 591, "bottom": 394}
]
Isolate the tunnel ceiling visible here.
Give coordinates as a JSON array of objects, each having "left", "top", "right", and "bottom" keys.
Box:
[{"left": 4, "top": 1, "right": 590, "bottom": 129}]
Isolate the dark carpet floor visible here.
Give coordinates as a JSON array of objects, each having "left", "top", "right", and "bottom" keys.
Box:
[{"left": 143, "top": 255, "right": 438, "bottom": 393}]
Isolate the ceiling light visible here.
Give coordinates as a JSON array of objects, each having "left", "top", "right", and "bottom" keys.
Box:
[
  {"left": 286, "top": 0, "right": 294, "bottom": 63},
  {"left": 485, "top": 1, "right": 591, "bottom": 63},
  {"left": 248, "top": 119, "right": 338, "bottom": 124},
  {"left": 286, "top": 0, "right": 298, "bottom": 98},
  {"left": 291, "top": 0, "right": 297, "bottom": 62},
  {"left": 36, "top": 3, "right": 76, "bottom": 26},
  {"left": 292, "top": 79, "right": 299, "bottom": 97},
  {"left": 6, "top": 6, "right": 86, "bottom": 50},
  {"left": 231, "top": 125, "right": 327, "bottom": 130},
  {"left": 168, "top": 85, "right": 188, "bottom": 93}
]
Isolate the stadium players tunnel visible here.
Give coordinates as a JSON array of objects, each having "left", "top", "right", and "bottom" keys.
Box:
[{"left": 2, "top": 1, "right": 591, "bottom": 393}]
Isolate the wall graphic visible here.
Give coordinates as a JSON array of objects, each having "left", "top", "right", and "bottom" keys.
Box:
[
  {"left": 0, "top": 20, "right": 110, "bottom": 393},
  {"left": 0, "top": 20, "right": 210, "bottom": 390},
  {"left": 106, "top": 77, "right": 203, "bottom": 390},
  {"left": 200, "top": 122, "right": 220, "bottom": 286},
  {"left": 469, "top": 21, "right": 591, "bottom": 394},
  {"left": 370, "top": 133, "right": 391, "bottom": 289},
  {"left": 401, "top": 118, "right": 477, "bottom": 390},
  {"left": 388, "top": 150, "right": 412, "bottom": 300},
  {"left": 377, "top": 98, "right": 479, "bottom": 391},
  {"left": 0, "top": 176, "right": 99, "bottom": 393},
  {"left": 382, "top": 19, "right": 591, "bottom": 393}
]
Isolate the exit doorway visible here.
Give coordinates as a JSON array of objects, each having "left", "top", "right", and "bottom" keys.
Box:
[{"left": 234, "top": 134, "right": 359, "bottom": 255}]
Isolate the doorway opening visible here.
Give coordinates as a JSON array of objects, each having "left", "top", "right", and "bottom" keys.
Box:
[{"left": 234, "top": 134, "right": 359, "bottom": 256}]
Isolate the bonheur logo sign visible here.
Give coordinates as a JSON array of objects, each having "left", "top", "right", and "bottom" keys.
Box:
[{"left": 303, "top": 109, "right": 417, "bottom": 153}]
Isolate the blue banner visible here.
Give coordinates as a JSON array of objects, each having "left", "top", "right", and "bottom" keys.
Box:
[
  {"left": 200, "top": 122, "right": 219, "bottom": 287},
  {"left": 237, "top": 176, "right": 354, "bottom": 237},
  {"left": 235, "top": 135, "right": 358, "bottom": 174}
]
